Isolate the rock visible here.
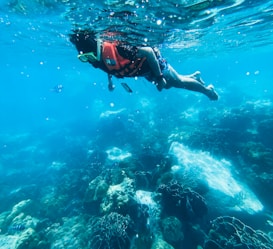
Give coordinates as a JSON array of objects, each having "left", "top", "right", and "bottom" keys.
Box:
[
  {"left": 161, "top": 216, "right": 184, "bottom": 245},
  {"left": 15, "top": 228, "right": 40, "bottom": 249},
  {"left": 151, "top": 237, "right": 174, "bottom": 249}
]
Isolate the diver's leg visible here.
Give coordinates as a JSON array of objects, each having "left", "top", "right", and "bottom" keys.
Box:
[
  {"left": 137, "top": 47, "right": 167, "bottom": 90},
  {"left": 163, "top": 65, "right": 218, "bottom": 100},
  {"left": 185, "top": 71, "right": 205, "bottom": 85}
]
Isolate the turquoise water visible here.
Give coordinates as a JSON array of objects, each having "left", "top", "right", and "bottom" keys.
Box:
[{"left": 1, "top": 1, "right": 273, "bottom": 249}]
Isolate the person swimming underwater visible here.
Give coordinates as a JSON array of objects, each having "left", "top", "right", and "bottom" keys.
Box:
[{"left": 70, "top": 31, "right": 218, "bottom": 101}]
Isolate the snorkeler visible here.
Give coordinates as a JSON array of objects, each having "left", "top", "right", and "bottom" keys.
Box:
[{"left": 69, "top": 31, "right": 218, "bottom": 101}]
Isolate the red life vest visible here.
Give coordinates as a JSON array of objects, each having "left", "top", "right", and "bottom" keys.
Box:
[{"left": 102, "top": 41, "right": 146, "bottom": 78}]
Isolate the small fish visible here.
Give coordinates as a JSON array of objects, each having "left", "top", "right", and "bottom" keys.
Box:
[
  {"left": 121, "top": 82, "right": 133, "bottom": 93},
  {"left": 8, "top": 224, "right": 26, "bottom": 232},
  {"left": 51, "top": 84, "right": 63, "bottom": 93}
]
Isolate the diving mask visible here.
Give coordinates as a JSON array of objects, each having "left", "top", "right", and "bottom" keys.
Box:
[{"left": 78, "top": 52, "right": 98, "bottom": 63}]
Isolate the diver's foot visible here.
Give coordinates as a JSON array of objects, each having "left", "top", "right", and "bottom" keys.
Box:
[
  {"left": 156, "top": 84, "right": 163, "bottom": 91},
  {"left": 206, "top": 84, "right": 219, "bottom": 101},
  {"left": 190, "top": 71, "right": 205, "bottom": 85}
]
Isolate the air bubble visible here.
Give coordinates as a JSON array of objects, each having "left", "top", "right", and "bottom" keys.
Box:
[{"left": 156, "top": 19, "right": 162, "bottom": 25}]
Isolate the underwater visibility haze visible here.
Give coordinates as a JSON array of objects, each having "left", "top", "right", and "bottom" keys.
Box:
[{"left": 1, "top": 0, "right": 273, "bottom": 248}]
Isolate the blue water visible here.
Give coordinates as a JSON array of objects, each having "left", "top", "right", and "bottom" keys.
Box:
[{"left": 1, "top": 1, "right": 273, "bottom": 249}]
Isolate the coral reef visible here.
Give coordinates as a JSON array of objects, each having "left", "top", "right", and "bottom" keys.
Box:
[
  {"left": 134, "top": 190, "right": 161, "bottom": 233},
  {"left": 204, "top": 216, "right": 273, "bottom": 249},
  {"left": 39, "top": 189, "right": 69, "bottom": 221},
  {"left": 46, "top": 215, "right": 89, "bottom": 249},
  {"left": 151, "top": 237, "right": 175, "bottom": 249},
  {"left": 89, "top": 212, "right": 132, "bottom": 249},
  {"left": 100, "top": 176, "right": 135, "bottom": 214},
  {"left": 0, "top": 199, "right": 39, "bottom": 234},
  {"left": 157, "top": 180, "right": 208, "bottom": 221},
  {"left": 0, "top": 235, "right": 18, "bottom": 248},
  {"left": 5, "top": 200, "right": 33, "bottom": 225},
  {"left": 1, "top": 95, "right": 273, "bottom": 249},
  {"left": 241, "top": 141, "right": 273, "bottom": 173},
  {"left": 14, "top": 228, "right": 40, "bottom": 249},
  {"left": 84, "top": 175, "right": 109, "bottom": 203},
  {"left": 0, "top": 226, "right": 42, "bottom": 249},
  {"left": 0, "top": 199, "right": 45, "bottom": 249}
]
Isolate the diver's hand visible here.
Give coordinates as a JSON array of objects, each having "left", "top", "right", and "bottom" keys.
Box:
[
  {"left": 156, "top": 75, "right": 167, "bottom": 92},
  {"left": 107, "top": 74, "right": 115, "bottom": 92},
  {"left": 108, "top": 83, "right": 115, "bottom": 92}
]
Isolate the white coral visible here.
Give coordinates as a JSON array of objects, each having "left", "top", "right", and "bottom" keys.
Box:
[{"left": 100, "top": 177, "right": 134, "bottom": 213}]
